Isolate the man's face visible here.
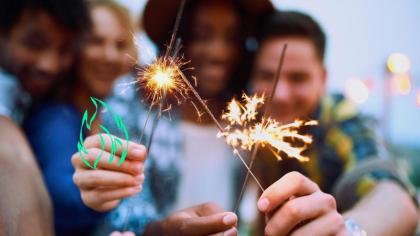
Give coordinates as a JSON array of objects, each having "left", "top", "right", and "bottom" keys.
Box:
[
  {"left": 0, "top": 10, "right": 78, "bottom": 98},
  {"left": 252, "top": 37, "right": 327, "bottom": 124}
]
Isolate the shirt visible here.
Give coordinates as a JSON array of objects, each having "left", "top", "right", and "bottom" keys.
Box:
[
  {"left": 24, "top": 103, "right": 107, "bottom": 236},
  {"left": 173, "top": 121, "right": 236, "bottom": 211},
  {"left": 257, "top": 94, "right": 405, "bottom": 207},
  {"left": 0, "top": 68, "right": 30, "bottom": 123}
]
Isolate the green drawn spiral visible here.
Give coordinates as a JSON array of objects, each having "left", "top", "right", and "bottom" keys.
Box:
[{"left": 77, "top": 97, "right": 129, "bottom": 169}]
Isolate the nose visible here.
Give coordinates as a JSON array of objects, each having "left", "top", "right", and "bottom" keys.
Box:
[
  {"left": 207, "top": 38, "right": 231, "bottom": 63},
  {"left": 273, "top": 79, "right": 292, "bottom": 103},
  {"left": 37, "top": 51, "right": 60, "bottom": 76},
  {"left": 104, "top": 44, "right": 120, "bottom": 63}
]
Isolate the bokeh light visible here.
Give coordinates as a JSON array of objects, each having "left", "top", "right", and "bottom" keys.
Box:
[
  {"left": 345, "top": 77, "right": 370, "bottom": 104},
  {"left": 387, "top": 53, "right": 411, "bottom": 74},
  {"left": 391, "top": 74, "right": 412, "bottom": 95},
  {"left": 416, "top": 91, "right": 420, "bottom": 107}
]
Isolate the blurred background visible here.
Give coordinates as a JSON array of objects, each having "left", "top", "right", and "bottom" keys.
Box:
[{"left": 118, "top": 0, "right": 420, "bottom": 188}]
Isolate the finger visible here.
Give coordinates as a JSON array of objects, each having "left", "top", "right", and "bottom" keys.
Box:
[
  {"left": 73, "top": 169, "right": 143, "bottom": 189},
  {"left": 258, "top": 171, "right": 319, "bottom": 213},
  {"left": 83, "top": 185, "right": 142, "bottom": 205},
  {"left": 181, "top": 212, "right": 237, "bottom": 235},
  {"left": 109, "top": 231, "right": 136, "bottom": 236},
  {"left": 209, "top": 227, "right": 238, "bottom": 236},
  {"left": 289, "top": 212, "right": 345, "bottom": 236},
  {"left": 72, "top": 149, "right": 144, "bottom": 176},
  {"left": 121, "top": 232, "right": 136, "bottom": 236},
  {"left": 264, "top": 191, "right": 337, "bottom": 236},
  {"left": 196, "top": 202, "right": 225, "bottom": 216},
  {"left": 83, "top": 134, "right": 146, "bottom": 161}
]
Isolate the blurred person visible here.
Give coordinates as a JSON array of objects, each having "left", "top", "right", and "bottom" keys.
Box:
[
  {"left": 0, "top": 0, "right": 90, "bottom": 234},
  {"left": 71, "top": 0, "right": 273, "bottom": 235},
  {"left": 23, "top": 0, "right": 144, "bottom": 235},
  {"left": 249, "top": 11, "right": 418, "bottom": 235}
]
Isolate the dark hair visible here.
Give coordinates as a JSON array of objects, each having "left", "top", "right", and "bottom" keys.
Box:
[
  {"left": 0, "top": 0, "right": 91, "bottom": 35},
  {"left": 257, "top": 11, "right": 326, "bottom": 61}
]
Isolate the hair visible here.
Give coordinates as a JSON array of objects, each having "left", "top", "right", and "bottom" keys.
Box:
[
  {"left": 257, "top": 11, "right": 327, "bottom": 61},
  {"left": 0, "top": 0, "right": 91, "bottom": 36}
]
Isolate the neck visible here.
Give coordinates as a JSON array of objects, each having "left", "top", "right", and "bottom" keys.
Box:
[
  {"left": 72, "top": 83, "right": 103, "bottom": 134},
  {"left": 73, "top": 83, "right": 91, "bottom": 113}
]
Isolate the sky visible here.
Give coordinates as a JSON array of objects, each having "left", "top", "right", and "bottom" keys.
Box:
[{"left": 117, "top": 0, "right": 420, "bottom": 146}]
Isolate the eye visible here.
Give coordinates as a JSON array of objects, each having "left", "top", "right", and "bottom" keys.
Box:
[
  {"left": 115, "top": 40, "right": 127, "bottom": 51},
  {"left": 255, "top": 69, "right": 274, "bottom": 83},
  {"left": 289, "top": 72, "right": 309, "bottom": 84},
  {"left": 20, "top": 33, "right": 49, "bottom": 52}
]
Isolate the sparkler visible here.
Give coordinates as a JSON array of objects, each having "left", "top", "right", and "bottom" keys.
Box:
[
  {"left": 123, "top": 0, "right": 187, "bottom": 230},
  {"left": 227, "top": 45, "right": 318, "bottom": 214},
  {"left": 218, "top": 93, "right": 317, "bottom": 162}
]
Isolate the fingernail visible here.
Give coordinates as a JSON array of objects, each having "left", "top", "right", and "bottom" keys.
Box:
[
  {"left": 223, "top": 213, "right": 237, "bottom": 225},
  {"left": 258, "top": 198, "right": 269, "bottom": 211},
  {"left": 135, "top": 174, "right": 144, "bottom": 184},
  {"left": 224, "top": 227, "right": 237, "bottom": 236},
  {"left": 132, "top": 148, "right": 144, "bottom": 157},
  {"left": 132, "top": 185, "right": 142, "bottom": 193}
]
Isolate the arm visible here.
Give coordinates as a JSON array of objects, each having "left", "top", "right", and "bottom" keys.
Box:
[
  {"left": 0, "top": 116, "right": 53, "bottom": 236},
  {"left": 344, "top": 180, "right": 418, "bottom": 236}
]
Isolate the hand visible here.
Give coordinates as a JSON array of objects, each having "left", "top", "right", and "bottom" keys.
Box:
[
  {"left": 145, "top": 202, "right": 238, "bottom": 236},
  {"left": 72, "top": 134, "right": 146, "bottom": 212},
  {"left": 257, "top": 172, "right": 348, "bottom": 236}
]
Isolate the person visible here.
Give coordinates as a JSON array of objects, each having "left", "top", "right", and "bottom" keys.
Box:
[
  {"left": 249, "top": 11, "right": 419, "bottom": 235},
  {"left": 23, "top": 0, "right": 143, "bottom": 235},
  {"left": 71, "top": 0, "right": 273, "bottom": 235},
  {"left": 0, "top": 0, "right": 90, "bottom": 234}
]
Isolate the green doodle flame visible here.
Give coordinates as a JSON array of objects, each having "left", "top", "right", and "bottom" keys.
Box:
[{"left": 77, "top": 97, "right": 129, "bottom": 169}]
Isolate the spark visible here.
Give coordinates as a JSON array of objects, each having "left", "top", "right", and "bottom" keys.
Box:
[
  {"left": 137, "top": 56, "right": 190, "bottom": 108},
  {"left": 218, "top": 93, "right": 317, "bottom": 162}
]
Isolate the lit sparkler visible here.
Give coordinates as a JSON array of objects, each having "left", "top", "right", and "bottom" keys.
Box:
[{"left": 218, "top": 93, "right": 318, "bottom": 162}]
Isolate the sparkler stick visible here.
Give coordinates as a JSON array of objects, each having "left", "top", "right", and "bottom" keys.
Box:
[
  {"left": 233, "top": 44, "right": 288, "bottom": 213},
  {"left": 123, "top": 0, "right": 186, "bottom": 230}
]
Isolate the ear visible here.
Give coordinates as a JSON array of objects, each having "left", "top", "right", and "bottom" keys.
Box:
[{"left": 320, "top": 65, "right": 328, "bottom": 94}]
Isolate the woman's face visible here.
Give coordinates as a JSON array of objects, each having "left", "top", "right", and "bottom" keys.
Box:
[
  {"left": 78, "top": 6, "right": 132, "bottom": 98},
  {"left": 186, "top": 0, "right": 241, "bottom": 98}
]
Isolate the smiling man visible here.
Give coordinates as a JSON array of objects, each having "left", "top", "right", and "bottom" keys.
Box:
[
  {"left": 250, "top": 11, "right": 418, "bottom": 236},
  {"left": 0, "top": 0, "right": 90, "bottom": 234}
]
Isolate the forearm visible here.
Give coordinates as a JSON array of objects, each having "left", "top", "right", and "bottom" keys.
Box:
[
  {"left": 0, "top": 117, "right": 53, "bottom": 236},
  {"left": 343, "top": 180, "right": 418, "bottom": 236}
]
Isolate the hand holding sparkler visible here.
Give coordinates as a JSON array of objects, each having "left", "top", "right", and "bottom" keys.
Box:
[
  {"left": 257, "top": 172, "right": 347, "bottom": 236},
  {"left": 71, "top": 134, "right": 146, "bottom": 212}
]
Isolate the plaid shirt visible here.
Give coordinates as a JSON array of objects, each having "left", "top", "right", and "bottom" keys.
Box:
[
  {"left": 257, "top": 94, "right": 396, "bottom": 202},
  {"left": 0, "top": 68, "right": 31, "bottom": 123}
]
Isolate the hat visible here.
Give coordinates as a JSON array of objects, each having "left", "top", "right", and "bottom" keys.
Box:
[{"left": 142, "top": 0, "right": 274, "bottom": 46}]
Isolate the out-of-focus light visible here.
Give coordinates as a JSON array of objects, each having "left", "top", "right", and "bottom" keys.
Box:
[
  {"left": 416, "top": 91, "right": 420, "bottom": 107},
  {"left": 387, "top": 53, "right": 411, "bottom": 74},
  {"left": 392, "top": 74, "right": 412, "bottom": 95},
  {"left": 345, "top": 77, "right": 369, "bottom": 104}
]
